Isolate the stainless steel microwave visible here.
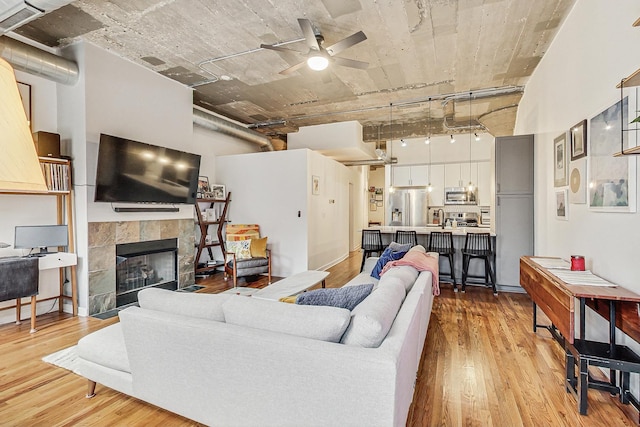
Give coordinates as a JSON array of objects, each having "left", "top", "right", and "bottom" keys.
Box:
[{"left": 444, "top": 187, "right": 478, "bottom": 205}]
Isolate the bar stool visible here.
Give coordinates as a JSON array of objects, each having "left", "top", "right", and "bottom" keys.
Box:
[
  {"left": 394, "top": 230, "right": 418, "bottom": 247},
  {"left": 360, "top": 229, "right": 384, "bottom": 272},
  {"left": 427, "top": 231, "right": 456, "bottom": 291},
  {"left": 461, "top": 232, "right": 496, "bottom": 295}
]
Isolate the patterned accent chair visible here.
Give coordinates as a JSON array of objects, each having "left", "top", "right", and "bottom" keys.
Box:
[{"left": 224, "top": 224, "right": 271, "bottom": 287}]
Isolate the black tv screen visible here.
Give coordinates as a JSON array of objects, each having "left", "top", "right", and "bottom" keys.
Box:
[{"left": 95, "top": 134, "right": 201, "bottom": 204}]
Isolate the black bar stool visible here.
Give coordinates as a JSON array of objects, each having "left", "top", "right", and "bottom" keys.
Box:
[
  {"left": 427, "top": 231, "right": 456, "bottom": 291},
  {"left": 461, "top": 232, "right": 496, "bottom": 295},
  {"left": 360, "top": 229, "right": 384, "bottom": 272},
  {"left": 394, "top": 230, "right": 418, "bottom": 247}
]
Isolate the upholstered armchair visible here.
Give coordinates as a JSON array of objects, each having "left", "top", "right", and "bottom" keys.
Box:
[{"left": 223, "top": 224, "right": 272, "bottom": 288}]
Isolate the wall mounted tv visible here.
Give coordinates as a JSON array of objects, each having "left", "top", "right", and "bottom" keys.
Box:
[{"left": 95, "top": 134, "right": 201, "bottom": 204}]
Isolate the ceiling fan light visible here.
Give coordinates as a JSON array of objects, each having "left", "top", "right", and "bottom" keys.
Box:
[{"left": 307, "top": 55, "right": 329, "bottom": 71}]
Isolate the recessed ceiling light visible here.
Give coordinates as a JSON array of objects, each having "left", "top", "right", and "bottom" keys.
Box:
[{"left": 220, "top": 75, "right": 233, "bottom": 81}]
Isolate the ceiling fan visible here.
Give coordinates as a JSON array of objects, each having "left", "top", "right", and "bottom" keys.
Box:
[{"left": 260, "top": 18, "right": 368, "bottom": 75}]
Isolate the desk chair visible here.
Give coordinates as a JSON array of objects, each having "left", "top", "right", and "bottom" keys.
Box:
[
  {"left": 461, "top": 233, "right": 496, "bottom": 295},
  {"left": 427, "top": 231, "right": 456, "bottom": 291},
  {"left": 394, "top": 230, "right": 418, "bottom": 247},
  {"left": 361, "top": 229, "right": 384, "bottom": 272}
]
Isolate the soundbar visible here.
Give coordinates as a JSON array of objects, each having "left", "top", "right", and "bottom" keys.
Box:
[{"left": 113, "top": 206, "right": 179, "bottom": 213}]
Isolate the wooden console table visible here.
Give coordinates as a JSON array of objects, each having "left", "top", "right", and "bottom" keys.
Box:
[{"left": 520, "top": 256, "right": 640, "bottom": 415}]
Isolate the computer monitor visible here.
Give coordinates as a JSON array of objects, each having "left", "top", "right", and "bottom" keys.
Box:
[{"left": 14, "top": 225, "right": 69, "bottom": 256}]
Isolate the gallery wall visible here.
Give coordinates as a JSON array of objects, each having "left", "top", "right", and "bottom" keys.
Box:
[{"left": 514, "top": 0, "right": 640, "bottom": 349}]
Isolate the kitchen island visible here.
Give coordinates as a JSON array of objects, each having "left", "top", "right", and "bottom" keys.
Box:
[{"left": 366, "top": 225, "right": 496, "bottom": 289}]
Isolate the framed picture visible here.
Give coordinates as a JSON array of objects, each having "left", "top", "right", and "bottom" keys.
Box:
[
  {"left": 570, "top": 119, "right": 587, "bottom": 160},
  {"left": 312, "top": 175, "right": 320, "bottom": 195},
  {"left": 553, "top": 132, "right": 568, "bottom": 187},
  {"left": 569, "top": 158, "right": 587, "bottom": 204},
  {"left": 211, "top": 184, "right": 225, "bottom": 200},
  {"left": 369, "top": 202, "right": 377, "bottom": 211},
  {"left": 555, "top": 189, "right": 568, "bottom": 220},
  {"left": 376, "top": 201, "right": 383, "bottom": 207},
  {"left": 374, "top": 194, "right": 383, "bottom": 201},
  {"left": 197, "top": 176, "right": 209, "bottom": 197},
  {"left": 17, "top": 82, "right": 31, "bottom": 130},
  {"left": 588, "top": 97, "right": 637, "bottom": 212}
]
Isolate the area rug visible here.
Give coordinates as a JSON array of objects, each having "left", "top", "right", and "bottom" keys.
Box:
[{"left": 42, "top": 345, "right": 80, "bottom": 374}]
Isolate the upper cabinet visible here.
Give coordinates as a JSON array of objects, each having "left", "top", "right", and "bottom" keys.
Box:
[
  {"left": 428, "top": 164, "right": 445, "bottom": 206},
  {"left": 392, "top": 165, "right": 429, "bottom": 187},
  {"left": 496, "top": 135, "right": 534, "bottom": 194},
  {"left": 476, "top": 161, "right": 491, "bottom": 206}
]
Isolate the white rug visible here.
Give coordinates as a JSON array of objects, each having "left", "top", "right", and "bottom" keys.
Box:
[{"left": 42, "top": 345, "right": 80, "bottom": 374}]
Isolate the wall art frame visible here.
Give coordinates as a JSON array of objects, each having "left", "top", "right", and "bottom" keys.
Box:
[
  {"left": 554, "top": 132, "right": 568, "bottom": 187},
  {"left": 570, "top": 119, "right": 587, "bottom": 160},
  {"left": 312, "top": 175, "right": 320, "bottom": 195},
  {"left": 588, "top": 96, "right": 637, "bottom": 212},
  {"left": 555, "top": 189, "right": 568, "bottom": 220}
]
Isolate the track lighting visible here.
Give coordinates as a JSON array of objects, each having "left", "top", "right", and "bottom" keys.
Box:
[
  {"left": 450, "top": 135, "right": 455, "bottom": 143},
  {"left": 475, "top": 133, "right": 480, "bottom": 141},
  {"left": 424, "top": 136, "right": 430, "bottom": 144},
  {"left": 400, "top": 139, "right": 407, "bottom": 147}
]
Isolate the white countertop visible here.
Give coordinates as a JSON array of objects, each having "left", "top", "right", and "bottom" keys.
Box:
[{"left": 367, "top": 225, "right": 495, "bottom": 236}]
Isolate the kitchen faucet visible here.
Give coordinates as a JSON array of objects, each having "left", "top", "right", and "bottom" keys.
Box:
[{"left": 437, "top": 209, "right": 445, "bottom": 229}]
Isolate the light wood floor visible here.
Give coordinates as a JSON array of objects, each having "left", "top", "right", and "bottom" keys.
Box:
[{"left": 0, "top": 251, "right": 638, "bottom": 426}]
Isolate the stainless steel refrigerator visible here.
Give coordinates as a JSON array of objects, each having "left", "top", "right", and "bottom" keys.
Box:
[{"left": 387, "top": 189, "right": 428, "bottom": 226}]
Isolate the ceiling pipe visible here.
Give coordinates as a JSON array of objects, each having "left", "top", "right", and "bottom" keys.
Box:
[
  {"left": 0, "top": 36, "right": 78, "bottom": 85},
  {"left": 193, "top": 107, "right": 274, "bottom": 152}
]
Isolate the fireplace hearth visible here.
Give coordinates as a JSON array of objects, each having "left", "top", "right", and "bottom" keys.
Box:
[{"left": 115, "top": 238, "right": 177, "bottom": 307}]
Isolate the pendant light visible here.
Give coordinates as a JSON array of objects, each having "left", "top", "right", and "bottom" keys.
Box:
[
  {"left": 426, "top": 98, "right": 433, "bottom": 192},
  {"left": 467, "top": 92, "right": 475, "bottom": 192}
]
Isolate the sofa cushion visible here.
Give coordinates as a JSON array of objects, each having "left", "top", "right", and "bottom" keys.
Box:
[
  {"left": 340, "top": 281, "right": 406, "bottom": 348},
  {"left": 223, "top": 295, "right": 351, "bottom": 343},
  {"left": 409, "top": 244, "right": 426, "bottom": 254},
  {"left": 296, "top": 283, "right": 373, "bottom": 310},
  {"left": 379, "top": 265, "right": 419, "bottom": 292},
  {"left": 371, "top": 247, "right": 408, "bottom": 280},
  {"left": 138, "top": 288, "right": 230, "bottom": 322},
  {"left": 77, "top": 323, "right": 130, "bottom": 373},
  {"left": 227, "top": 257, "right": 269, "bottom": 269}
]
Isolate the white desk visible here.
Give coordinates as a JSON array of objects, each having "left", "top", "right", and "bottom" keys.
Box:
[{"left": 19, "top": 252, "right": 78, "bottom": 332}]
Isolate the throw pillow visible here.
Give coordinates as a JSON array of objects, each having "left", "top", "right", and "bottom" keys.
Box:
[
  {"left": 370, "top": 247, "right": 408, "bottom": 280},
  {"left": 250, "top": 236, "right": 268, "bottom": 258},
  {"left": 227, "top": 239, "right": 251, "bottom": 260},
  {"left": 408, "top": 244, "right": 426, "bottom": 254},
  {"left": 296, "top": 283, "right": 373, "bottom": 311},
  {"left": 222, "top": 296, "right": 351, "bottom": 343}
]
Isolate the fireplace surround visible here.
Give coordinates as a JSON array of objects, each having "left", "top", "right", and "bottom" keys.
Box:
[{"left": 88, "top": 219, "right": 195, "bottom": 316}]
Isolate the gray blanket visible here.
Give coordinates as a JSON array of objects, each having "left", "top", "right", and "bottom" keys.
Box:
[{"left": 296, "top": 283, "right": 373, "bottom": 311}]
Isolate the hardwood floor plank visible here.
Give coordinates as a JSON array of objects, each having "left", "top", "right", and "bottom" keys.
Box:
[{"left": 0, "top": 251, "right": 637, "bottom": 426}]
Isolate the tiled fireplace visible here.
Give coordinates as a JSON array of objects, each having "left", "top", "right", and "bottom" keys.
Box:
[{"left": 88, "top": 219, "right": 195, "bottom": 316}]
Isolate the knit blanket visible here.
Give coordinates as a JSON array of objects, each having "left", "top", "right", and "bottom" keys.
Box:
[{"left": 380, "top": 251, "right": 440, "bottom": 296}]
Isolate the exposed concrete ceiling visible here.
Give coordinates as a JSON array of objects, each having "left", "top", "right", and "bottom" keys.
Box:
[{"left": 11, "top": 0, "right": 575, "bottom": 143}]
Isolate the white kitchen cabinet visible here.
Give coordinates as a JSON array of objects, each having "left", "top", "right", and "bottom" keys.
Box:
[
  {"left": 428, "top": 164, "right": 445, "bottom": 206},
  {"left": 392, "top": 166, "right": 412, "bottom": 186},
  {"left": 391, "top": 165, "right": 429, "bottom": 187},
  {"left": 444, "top": 163, "right": 461, "bottom": 188},
  {"left": 477, "top": 161, "right": 491, "bottom": 206}
]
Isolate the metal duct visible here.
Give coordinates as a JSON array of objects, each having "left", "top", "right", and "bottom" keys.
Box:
[
  {"left": 0, "top": 36, "right": 78, "bottom": 84},
  {"left": 193, "top": 108, "right": 274, "bottom": 152}
]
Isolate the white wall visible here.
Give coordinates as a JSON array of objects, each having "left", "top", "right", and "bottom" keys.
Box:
[{"left": 514, "top": 0, "right": 640, "bottom": 358}]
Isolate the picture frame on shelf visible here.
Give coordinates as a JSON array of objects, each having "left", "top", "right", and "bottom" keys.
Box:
[
  {"left": 553, "top": 132, "right": 568, "bottom": 187},
  {"left": 312, "top": 175, "right": 320, "bottom": 195},
  {"left": 588, "top": 97, "right": 637, "bottom": 212},
  {"left": 210, "top": 184, "right": 225, "bottom": 200},
  {"left": 570, "top": 119, "right": 587, "bottom": 161},
  {"left": 197, "top": 176, "right": 209, "bottom": 198},
  {"left": 555, "top": 189, "right": 568, "bottom": 220}
]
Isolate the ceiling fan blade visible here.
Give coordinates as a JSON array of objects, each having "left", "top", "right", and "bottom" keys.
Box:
[
  {"left": 279, "top": 60, "right": 308, "bottom": 75},
  {"left": 325, "top": 31, "right": 367, "bottom": 56},
  {"left": 298, "top": 18, "right": 320, "bottom": 51},
  {"left": 260, "top": 43, "right": 301, "bottom": 54},
  {"left": 332, "top": 56, "right": 369, "bottom": 70}
]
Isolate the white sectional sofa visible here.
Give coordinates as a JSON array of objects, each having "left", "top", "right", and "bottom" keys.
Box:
[{"left": 76, "top": 253, "right": 438, "bottom": 427}]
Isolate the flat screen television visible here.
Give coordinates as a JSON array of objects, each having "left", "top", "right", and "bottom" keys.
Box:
[
  {"left": 94, "top": 134, "right": 201, "bottom": 204},
  {"left": 14, "top": 225, "right": 69, "bottom": 256}
]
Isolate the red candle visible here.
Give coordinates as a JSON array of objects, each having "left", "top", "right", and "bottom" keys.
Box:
[{"left": 571, "top": 255, "right": 585, "bottom": 271}]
